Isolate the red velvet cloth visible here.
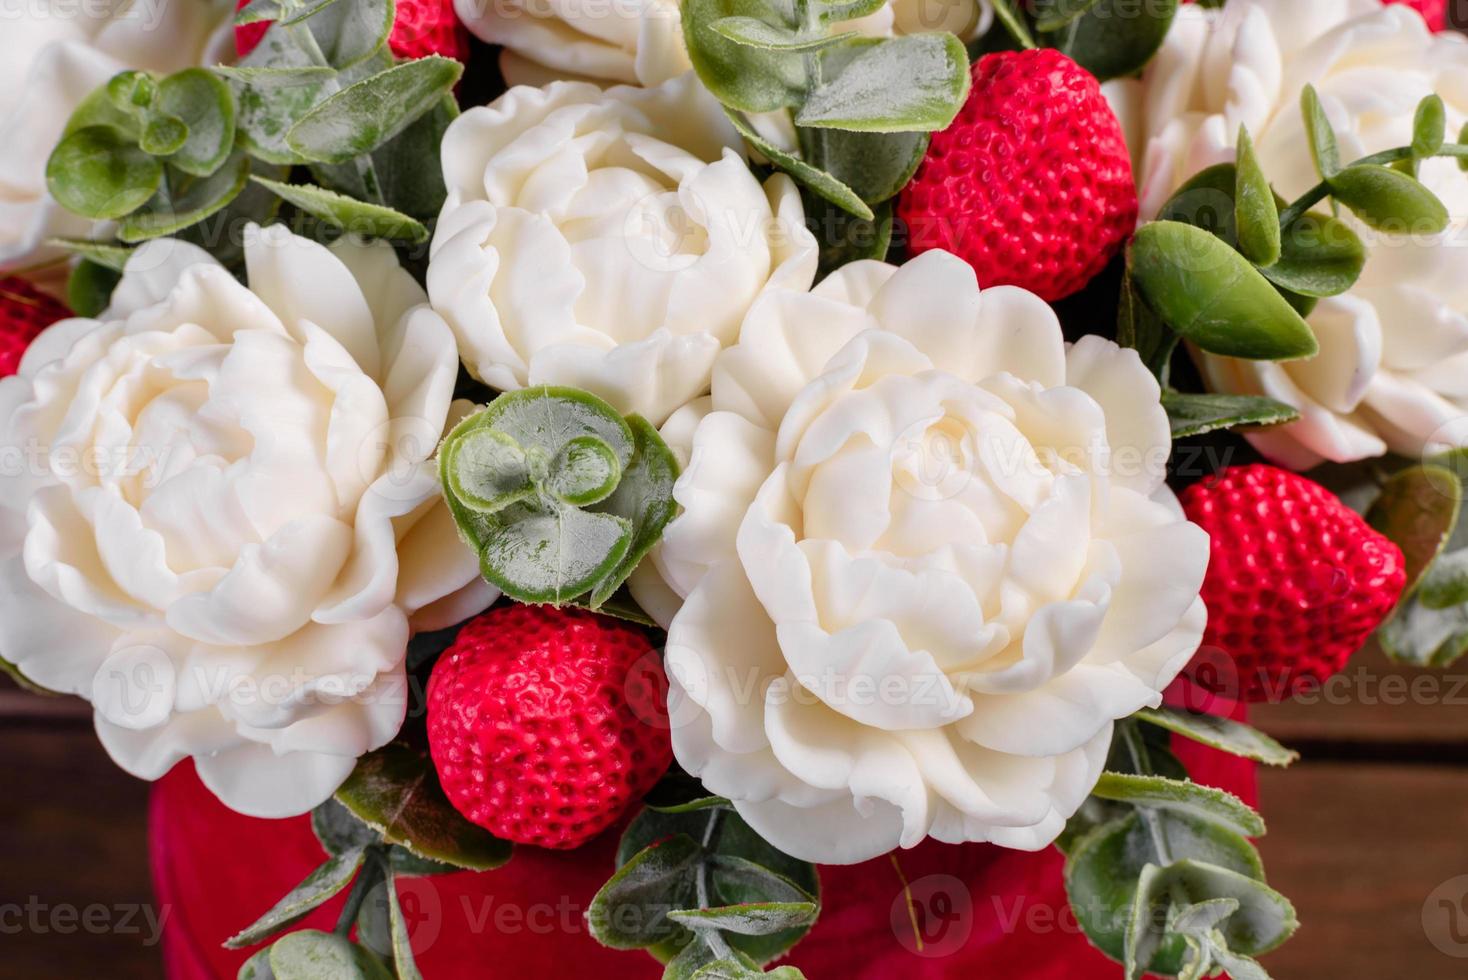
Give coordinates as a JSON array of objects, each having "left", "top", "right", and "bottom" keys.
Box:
[{"left": 152, "top": 684, "right": 1255, "bottom": 979}]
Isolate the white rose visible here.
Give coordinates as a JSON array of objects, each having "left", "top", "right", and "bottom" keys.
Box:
[
  {"left": 0, "top": 0, "right": 234, "bottom": 280},
  {"left": 454, "top": 0, "right": 992, "bottom": 88},
  {"left": 428, "top": 73, "right": 817, "bottom": 426},
  {"left": 0, "top": 225, "right": 492, "bottom": 817},
  {"left": 1112, "top": 0, "right": 1468, "bottom": 467},
  {"left": 631, "top": 250, "right": 1209, "bottom": 864}
]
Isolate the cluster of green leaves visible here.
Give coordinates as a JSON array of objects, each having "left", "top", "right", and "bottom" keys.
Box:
[
  {"left": 439, "top": 386, "right": 680, "bottom": 610},
  {"left": 1124, "top": 86, "right": 1467, "bottom": 442},
  {"left": 982, "top": 0, "right": 1179, "bottom": 81},
  {"left": 1359, "top": 451, "right": 1468, "bottom": 668},
  {"left": 682, "top": 0, "right": 970, "bottom": 252},
  {"left": 588, "top": 791, "right": 818, "bottom": 979},
  {"left": 1061, "top": 709, "right": 1300, "bottom": 980},
  {"left": 230, "top": 742, "right": 513, "bottom": 980},
  {"left": 45, "top": 0, "right": 460, "bottom": 314}
]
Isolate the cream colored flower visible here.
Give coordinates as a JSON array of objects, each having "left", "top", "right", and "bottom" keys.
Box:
[
  {"left": 428, "top": 73, "right": 817, "bottom": 426},
  {"left": 454, "top": 0, "right": 992, "bottom": 88},
  {"left": 1110, "top": 0, "right": 1468, "bottom": 467},
  {"left": 0, "top": 226, "right": 492, "bottom": 817},
  {"left": 0, "top": 0, "right": 235, "bottom": 281},
  {"left": 631, "top": 250, "right": 1209, "bottom": 864}
]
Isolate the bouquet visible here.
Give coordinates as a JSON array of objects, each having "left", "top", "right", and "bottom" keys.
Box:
[{"left": 3, "top": 0, "right": 1466, "bottom": 977}]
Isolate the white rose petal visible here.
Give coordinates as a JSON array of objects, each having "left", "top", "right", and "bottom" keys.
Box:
[
  {"left": 646, "top": 250, "right": 1210, "bottom": 864},
  {"left": 1123, "top": 0, "right": 1468, "bottom": 465},
  {"left": 429, "top": 73, "right": 818, "bottom": 425},
  {"left": 0, "top": 226, "right": 492, "bottom": 818}
]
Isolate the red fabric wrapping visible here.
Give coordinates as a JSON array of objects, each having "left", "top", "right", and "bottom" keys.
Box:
[{"left": 151, "top": 680, "right": 1254, "bottom": 979}]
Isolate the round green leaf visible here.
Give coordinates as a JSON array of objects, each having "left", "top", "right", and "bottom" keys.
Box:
[
  {"left": 549, "top": 435, "right": 623, "bottom": 506},
  {"left": 445, "top": 428, "right": 533, "bottom": 514},
  {"left": 66, "top": 259, "right": 121, "bottom": 318},
  {"left": 1326, "top": 164, "right": 1449, "bottom": 235},
  {"left": 1367, "top": 463, "right": 1462, "bottom": 596},
  {"left": 156, "top": 68, "right": 238, "bottom": 176},
  {"left": 46, "top": 126, "right": 162, "bottom": 220},
  {"left": 796, "top": 35, "right": 971, "bottom": 133},
  {"left": 267, "top": 931, "right": 393, "bottom": 980},
  {"left": 682, "top": 0, "right": 808, "bottom": 113},
  {"left": 118, "top": 153, "right": 252, "bottom": 243},
  {"left": 478, "top": 502, "right": 633, "bottom": 605},
  {"left": 140, "top": 114, "right": 189, "bottom": 156},
  {"left": 1128, "top": 221, "right": 1318, "bottom": 361}
]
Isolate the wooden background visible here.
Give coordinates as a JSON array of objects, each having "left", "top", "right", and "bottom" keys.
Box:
[{"left": 3, "top": 643, "right": 1466, "bottom": 978}]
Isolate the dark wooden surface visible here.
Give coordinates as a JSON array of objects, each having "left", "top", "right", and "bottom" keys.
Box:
[{"left": 4, "top": 644, "right": 1467, "bottom": 978}]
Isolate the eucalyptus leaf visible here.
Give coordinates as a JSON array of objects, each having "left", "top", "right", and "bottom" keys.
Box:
[
  {"left": 238, "top": 948, "right": 276, "bottom": 980},
  {"left": 335, "top": 741, "right": 513, "bottom": 872},
  {"left": 667, "top": 902, "right": 817, "bottom": 936},
  {"left": 1379, "top": 585, "right": 1468, "bottom": 668},
  {"left": 587, "top": 834, "right": 703, "bottom": 949},
  {"left": 710, "top": 17, "right": 856, "bottom": 50},
  {"left": 1161, "top": 391, "right": 1299, "bottom": 440},
  {"left": 1301, "top": 84, "right": 1340, "bottom": 180},
  {"left": 1234, "top": 127, "right": 1280, "bottom": 267},
  {"left": 1133, "top": 707, "right": 1298, "bottom": 767},
  {"left": 140, "top": 114, "right": 188, "bottom": 156},
  {"left": 118, "top": 153, "right": 251, "bottom": 242},
  {"left": 267, "top": 930, "right": 393, "bottom": 980},
  {"left": 478, "top": 502, "right": 633, "bottom": 604},
  {"left": 800, "top": 126, "right": 928, "bottom": 205},
  {"left": 229, "top": 27, "right": 344, "bottom": 164},
  {"left": 1050, "top": 0, "right": 1176, "bottom": 81},
  {"left": 682, "top": 0, "right": 807, "bottom": 112},
  {"left": 46, "top": 238, "right": 134, "bottom": 272},
  {"left": 724, "top": 110, "right": 872, "bottom": 219},
  {"left": 156, "top": 68, "right": 236, "bottom": 176},
  {"left": 1090, "top": 772, "right": 1266, "bottom": 838},
  {"left": 1128, "top": 221, "right": 1318, "bottom": 361},
  {"left": 381, "top": 865, "right": 423, "bottom": 980},
  {"left": 370, "top": 95, "right": 457, "bottom": 220},
  {"left": 585, "top": 414, "right": 681, "bottom": 607},
  {"left": 311, "top": 798, "right": 378, "bottom": 855},
  {"left": 796, "top": 34, "right": 971, "bottom": 133},
  {"left": 46, "top": 126, "right": 162, "bottom": 220},
  {"left": 1327, "top": 164, "right": 1449, "bottom": 235},
  {"left": 66, "top": 260, "right": 121, "bottom": 318},
  {"left": 286, "top": 57, "right": 463, "bottom": 164},
  {"left": 1419, "top": 549, "right": 1468, "bottom": 610},
  {"left": 807, "top": 194, "right": 893, "bottom": 281},
  {"left": 213, "top": 64, "right": 338, "bottom": 86},
  {"left": 1366, "top": 463, "right": 1461, "bottom": 595},
  {"left": 249, "top": 176, "right": 428, "bottom": 241},
  {"left": 304, "top": 0, "right": 395, "bottom": 69},
  {"left": 225, "top": 848, "right": 367, "bottom": 948}
]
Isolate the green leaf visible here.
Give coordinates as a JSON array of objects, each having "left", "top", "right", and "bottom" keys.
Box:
[
  {"left": 381, "top": 865, "right": 423, "bottom": 980},
  {"left": 724, "top": 109, "right": 872, "bottom": 219},
  {"left": 45, "top": 238, "right": 131, "bottom": 272},
  {"left": 646, "top": 796, "right": 733, "bottom": 815},
  {"left": 46, "top": 126, "right": 162, "bottom": 220},
  {"left": 225, "top": 848, "right": 367, "bottom": 948},
  {"left": 66, "top": 260, "right": 121, "bottom": 318},
  {"left": 1412, "top": 94, "right": 1447, "bottom": 160},
  {"left": 386, "top": 846, "right": 459, "bottom": 877},
  {"left": 800, "top": 124, "right": 928, "bottom": 206},
  {"left": 550, "top": 434, "right": 625, "bottom": 507},
  {"left": 1327, "top": 164, "right": 1449, "bottom": 235},
  {"left": 1090, "top": 772, "right": 1266, "bottom": 838},
  {"left": 813, "top": 0, "right": 886, "bottom": 20},
  {"left": 1133, "top": 707, "right": 1298, "bottom": 767},
  {"left": 267, "top": 931, "right": 393, "bottom": 980},
  {"left": 1157, "top": 162, "right": 1238, "bottom": 244},
  {"left": 249, "top": 176, "right": 428, "bottom": 242},
  {"left": 1459, "top": 123, "right": 1468, "bottom": 173},
  {"left": 238, "top": 947, "right": 276, "bottom": 980},
  {"left": 1128, "top": 221, "right": 1319, "bottom": 361},
  {"left": 213, "top": 64, "right": 338, "bottom": 86},
  {"left": 807, "top": 194, "right": 893, "bottom": 280},
  {"left": 311, "top": 798, "right": 378, "bottom": 855},
  {"left": 692, "top": 961, "right": 806, "bottom": 979},
  {"left": 286, "top": 57, "right": 463, "bottom": 164},
  {"left": 477, "top": 502, "right": 633, "bottom": 603},
  {"left": 588, "top": 834, "right": 703, "bottom": 949},
  {"left": 796, "top": 35, "right": 971, "bottom": 133},
  {"left": 1161, "top": 390, "right": 1299, "bottom": 439},
  {"left": 1064, "top": 812, "right": 1263, "bottom": 975},
  {"left": 156, "top": 68, "right": 237, "bottom": 176},
  {"left": 1125, "top": 860, "right": 1297, "bottom": 979},
  {"left": 1031, "top": 0, "right": 1104, "bottom": 31},
  {"left": 1261, "top": 206, "right": 1365, "bottom": 298},
  {"left": 1234, "top": 127, "right": 1280, "bottom": 267},
  {"left": 370, "top": 95, "right": 456, "bottom": 220},
  {"left": 1419, "top": 549, "right": 1468, "bottom": 610},
  {"left": 1050, "top": 0, "right": 1177, "bottom": 81},
  {"left": 304, "top": 0, "right": 395, "bottom": 69},
  {"left": 710, "top": 17, "right": 856, "bottom": 50},
  {"left": 1379, "top": 586, "right": 1468, "bottom": 668},
  {"left": 140, "top": 114, "right": 188, "bottom": 156},
  {"left": 667, "top": 902, "right": 817, "bottom": 936},
  {"left": 446, "top": 428, "right": 534, "bottom": 513},
  {"left": 118, "top": 153, "right": 251, "bottom": 243},
  {"left": 335, "top": 741, "right": 513, "bottom": 872},
  {"left": 1366, "top": 463, "right": 1461, "bottom": 595},
  {"left": 682, "top": 0, "right": 807, "bottom": 112},
  {"left": 1301, "top": 85, "right": 1340, "bottom": 180},
  {"left": 229, "top": 29, "right": 347, "bottom": 165},
  {"left": 585, "top": 414, "right": 681, "bottom": 607},
  {"left": 1117, "top": 273, "right": 1177, "bottom": 382}
]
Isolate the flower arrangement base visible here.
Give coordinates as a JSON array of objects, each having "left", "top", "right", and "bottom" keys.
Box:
[{"left": 152, "top": 694, "right": 1255, "bottom": 979}]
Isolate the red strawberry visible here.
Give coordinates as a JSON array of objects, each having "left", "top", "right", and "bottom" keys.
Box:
[
  {"left": 897, "top": 48, "right": 1137, "bottom": 302},
  {"left": 234, "top": 0, "right": 469, "bottom": 61},
  {"left": 426, "top": 605, "right": 672, "bottom": 849},
  {"left": 0, "top": 277, "right": 70, "bottom": 378},
  {"left": 1180, "top": 464, "right": 1407, "bottom": 702}
]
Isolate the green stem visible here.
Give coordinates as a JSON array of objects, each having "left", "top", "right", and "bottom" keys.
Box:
[
  {"left": 696, "top": 809, "right": 734, "bottom": 961},
  {"left": 1122, "top": 723, "right": 1174, "bottom": 866},
  {"left": 990, "top": 0, "right": 1037, "bottom": 49},
  {"left": 334, "top": 853, "right": 383, "bottom": 937},
  {"left": 1277, "top": 142, "right": 1468, "bottom": 227}
]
